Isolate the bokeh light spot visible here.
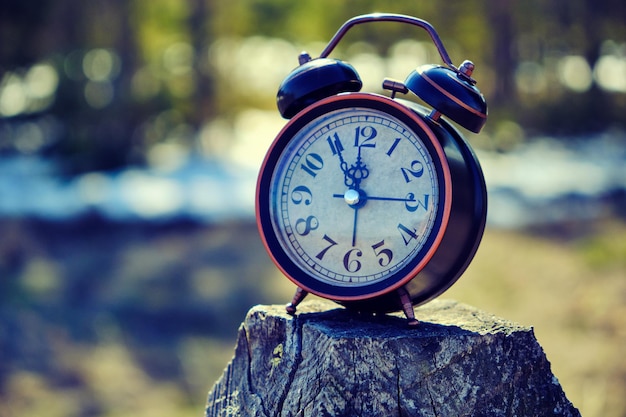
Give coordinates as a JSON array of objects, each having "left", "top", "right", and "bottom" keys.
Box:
[
  {"left": 84, "top": 80, "right": 114, "bottom": 108},
  {"left": 558, "top": 55, "right": 592, "bottom": 93},
  {"left": 0, "top": 73, "right": 27, "bottom": 116},
  {"left": 119, "top": 171, "right": 184, "bottom": 218},
  {"left": 25, "top": 63, "right": 59, "bottom": 99},
  {"left": 594, "top": 54, "right": 626, "bottom": 93},
  {"left": 515, "top": 61, "right": 547, "bottom": 95},
  {"left": 83, "top": 48, "right": 120, "bottom": 82},
  {"left": 131, "top": 66, "right": 161, "bottom": 101},
  {"left": 163, "top": 42, "right": 194, "bottom": 75}
]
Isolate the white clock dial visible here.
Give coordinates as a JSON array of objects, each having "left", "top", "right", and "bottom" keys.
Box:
[{"left": 268, "top": 105, "right": 446, "bottom": 290}]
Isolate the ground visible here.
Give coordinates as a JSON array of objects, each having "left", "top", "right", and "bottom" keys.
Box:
[{"left": 0, "top": 216, "right": 624, "bottom": 417}]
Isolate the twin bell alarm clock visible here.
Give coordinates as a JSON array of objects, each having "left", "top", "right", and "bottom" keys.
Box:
[{"left": 255, "top": 13, "right": 487, "bottom": 326}]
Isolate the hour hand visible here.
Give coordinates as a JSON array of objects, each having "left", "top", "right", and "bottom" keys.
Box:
[{"left": 328, "top": 134, "right": 353, "bottom": 182}]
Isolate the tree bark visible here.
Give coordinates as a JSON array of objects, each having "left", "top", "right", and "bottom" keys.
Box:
[{"left": 206, "top": 299, "right": 580, "bottom": 417}]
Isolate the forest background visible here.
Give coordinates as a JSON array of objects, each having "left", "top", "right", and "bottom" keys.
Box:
[{"left": 0, "top": 1, "right": 625, "bottom": 416}]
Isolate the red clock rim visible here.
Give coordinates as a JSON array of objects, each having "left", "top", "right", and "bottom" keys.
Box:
[{"left": 255, "top": 92, "right": 453, "bottom": 301}]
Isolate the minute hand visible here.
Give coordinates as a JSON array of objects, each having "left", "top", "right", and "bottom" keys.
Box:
[
  {"left": 332, "top": 194, "right": 416, "bottom": 202},
  {"left": 367, "top": 195, "right": 417, "bottom": 202}
]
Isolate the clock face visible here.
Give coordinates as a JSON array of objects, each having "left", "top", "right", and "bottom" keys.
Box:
[{"left": 257, "top": 94, "right": 452, "bottom": 300}]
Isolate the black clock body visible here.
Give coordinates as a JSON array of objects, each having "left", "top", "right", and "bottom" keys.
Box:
[{"left": 256, "top": 92, "right": 486, "bottom": 314}]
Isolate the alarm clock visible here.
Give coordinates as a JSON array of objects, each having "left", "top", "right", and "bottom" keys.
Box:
[{"left": 255, "top": 13, "right": 487, "bottom": 326}]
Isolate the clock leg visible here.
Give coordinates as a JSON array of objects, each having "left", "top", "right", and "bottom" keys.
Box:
[
  {"left": 397, "top": 286, "right": 420, "bottom": 327},
  {"left": 286, "top": 287, "right": 308, "bottom": 315}
]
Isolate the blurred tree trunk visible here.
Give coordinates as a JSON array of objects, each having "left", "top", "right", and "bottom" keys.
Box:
[
  {"left": 110, "top": 0, "right": 142, "bottom": 165},
  {"left": 115, "top": 0, "right": 138, "bottom": 104},
  {"left": 188, "top": 0, "right": 215, "bottom": 126},
  {"left": 485, "top": 0, "right": 516, "bottom": 108}
]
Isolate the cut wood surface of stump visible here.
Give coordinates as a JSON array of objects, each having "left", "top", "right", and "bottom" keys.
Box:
[{"left": 206, "top": 299, "right": 580, "bottom": 417}]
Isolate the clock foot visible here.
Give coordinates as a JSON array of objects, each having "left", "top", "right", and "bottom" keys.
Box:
[
  {"left": 286, "top": 287, "right": 308, "bottom": 315},
  {"left": 397, "top": 286, "right": 420, "bottom": 327}
]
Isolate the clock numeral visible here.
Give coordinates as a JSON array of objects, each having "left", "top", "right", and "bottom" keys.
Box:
[
  {"left": 372, "top": 240, "right": 393, "bottom": 267},
  {"left": 327, "top": 133, "right": 344, "bottom": 156},
  {"left": 386, "top": 137, "right": 402, "bottom": 156},
  {"left": 291, "top": 185, "right": 313, "bottom": 205},
  {"left": 400, "top": 160, "right": 424, "bottom": 183},
  {"left": 295, "top": 215, "right": 319, "bottom": 236},
  {"left": 343, "top": 248, "right": 363, "bottom": 273},
  {"left": 315, "top": 234, "right": 338, "bottom": 260},
  {"left": 317, "top": 240, "right": 394, "bottom": 271},
  {"left": 354, "top": 126, "right": 377, "bottom": 148},
  {"left": 405, "top": 193, "right": 429, "bottom": 212},
  {"left": 398, "top": 223, "right": 418, "bottom": 245},
  {"left": 300, "top": 153, "right": 324, "bottom": 178}
]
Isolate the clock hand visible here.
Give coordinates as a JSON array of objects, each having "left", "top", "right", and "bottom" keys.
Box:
[
  {"left": 364, "top": 195, "right": 416, "bottom": 202},
  {"left": 351, "top": 205, "right": 359, "bottom": 247},
  {"left": 345, "top": 146, "right": 369, "bottom": 190},
  {"left": 332, "top": 193, "right": 416, "bottom": 203},
  {"left": 330, "top": 133, "right": 371, "bottom": 190},
  {"left": 328, "top": 134, "right": 354, "bottom": 187}
]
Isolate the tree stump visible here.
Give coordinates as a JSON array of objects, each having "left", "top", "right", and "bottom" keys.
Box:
[{"left": 206, "top": 299, "right": 580, "bottom": 417}]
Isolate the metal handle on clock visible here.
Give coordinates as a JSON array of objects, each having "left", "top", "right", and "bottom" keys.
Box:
[{"left": 319, "top": 13, "right": 460, "bottom": 75}]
